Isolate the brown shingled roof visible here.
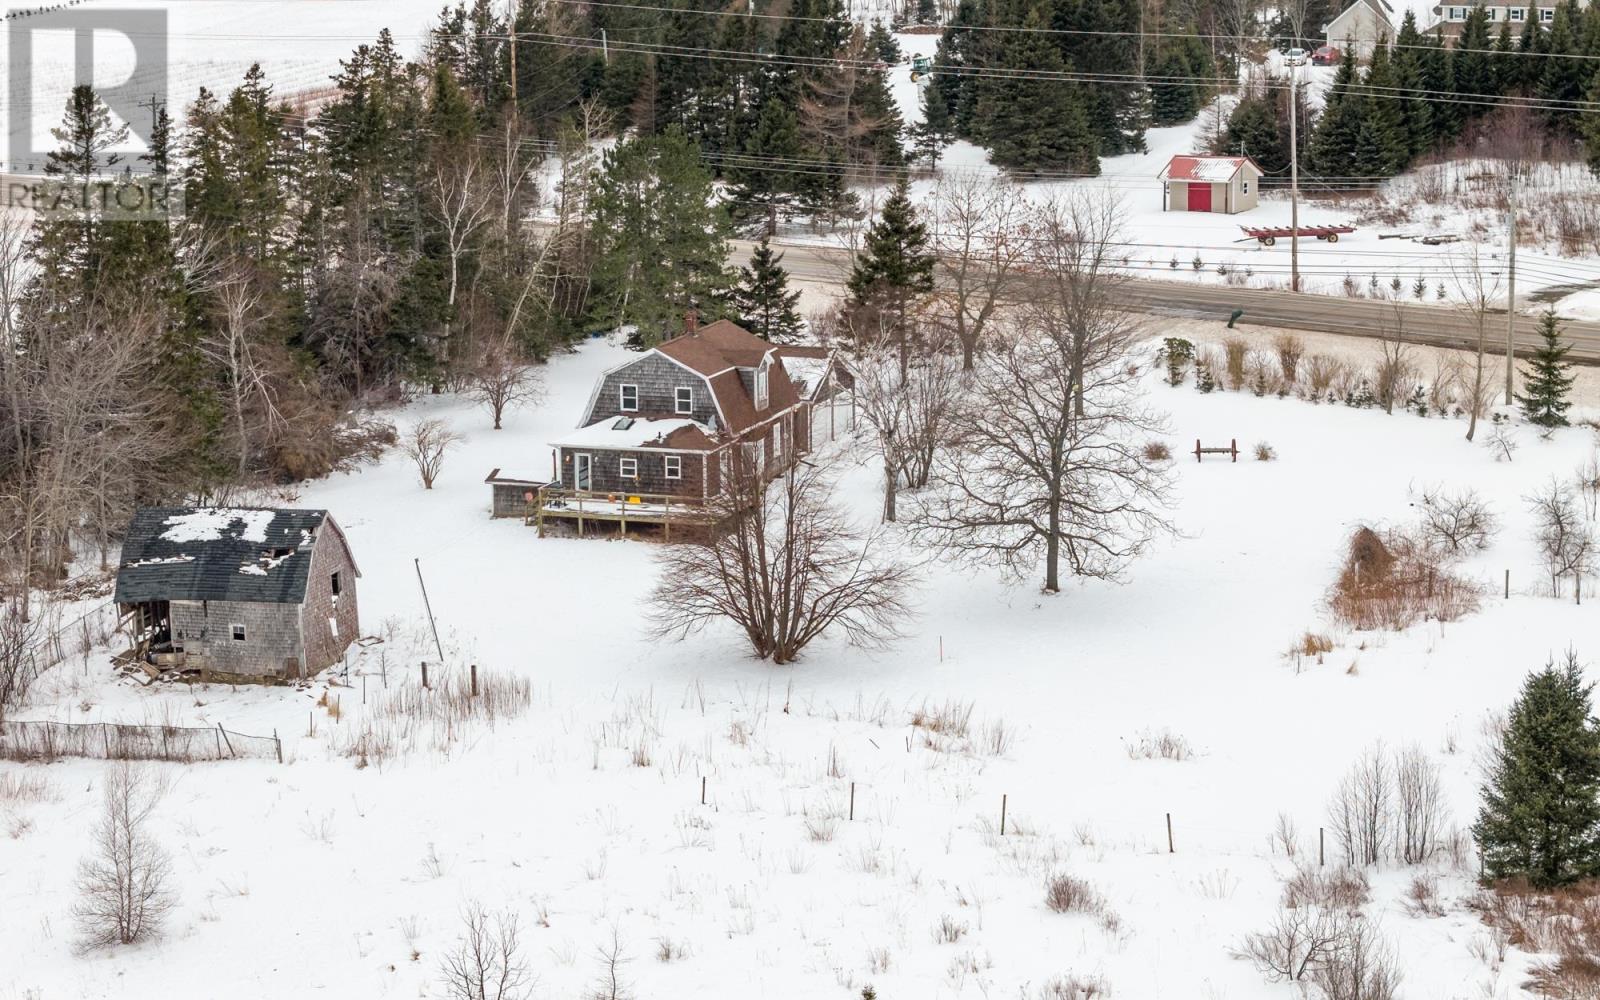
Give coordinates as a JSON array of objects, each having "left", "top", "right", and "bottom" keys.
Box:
[{"left": 655, "top": 320, "right": 805, "bottom": 436}]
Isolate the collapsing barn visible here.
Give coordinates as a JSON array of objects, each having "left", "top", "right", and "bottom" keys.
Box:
[{"left": 114, "top": 507, "right": 360, "bottom": 684}]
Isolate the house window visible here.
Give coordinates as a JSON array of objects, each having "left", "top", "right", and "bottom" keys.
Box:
[
  {"left": 620, "top": 457, "right": 638, "bottom": 478},
  {"left": 331, "top": 571, "right": 341, "bottom": 596},
  {"left": 619, "top": 384, "right": 639, "bottom": 411},
  {"left": 675, "top": 387, "right": 693, "bottom": 414},
  {"left": 1486, "top": 6, "right": 1496, "bottom": 17},
  {"left": 1541, "top": 6, "right": 1554, "bottom": 19},
  {"left": 1242, "top": 179, "right": 1251, "bottom": 195},
  {"left": 1449, "top": 6, "right": 1465, "bottom": 16},
  {"left": 1510, "top": 6, "right": 1524, "bottom": 18},
  {"left": 664, "top": 455, "right": 682, "bottom": 480},
  {"left": 231, "top": 623, "right": 247, "bottom": 642},
  {"left": 773, "top": 422, "right": 785, "bottom": 461},
  {"left": 755, "top": 365, "right": 769, "bottom": 410}
]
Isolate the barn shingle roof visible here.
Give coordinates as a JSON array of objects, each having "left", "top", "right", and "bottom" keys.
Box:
[{"left": 114, "top": 507, "right": 332, "bottom": 605}]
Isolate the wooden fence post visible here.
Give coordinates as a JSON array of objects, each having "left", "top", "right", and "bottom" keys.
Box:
[
  {"left": 1320, "top": 827, "right": 1325, "bottom": 867},
  {"left": 1505, "top": 569, "right": 1510, "bottom": 599},
  {"left": 421, "top": 662, "right": 429, "bottom": 690},
  {"left": 274, "top": 728, "right": 282, "bottom": 764},
  {"left": 700, "top": 775, "right": 707, "bottom": 806},
  {"left": 849, "top": 781, "right": 856, "bottom": 821},
  {"left": 217, "top": 724, "right": 235, "bottom": 758},
  {"left": 1166, "top": 812, "right": 1175, "bottom": 853},
  {"left": 471, "top": 664, "right": 478, "bottom": 697},
  {"left": 1000, "top": 793, "right": 1008, "bottom": 836},
  {"left": 1230, "top": 438, "right": 1238, "bottom": 463}
]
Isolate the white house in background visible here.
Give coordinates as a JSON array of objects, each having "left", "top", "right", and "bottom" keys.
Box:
[
  {"left": 1158, "top": 155, "right": 1264, "bottom": 215},
  {"left": 1323, "top": 0, "right": 1401, "bottom": 58}
]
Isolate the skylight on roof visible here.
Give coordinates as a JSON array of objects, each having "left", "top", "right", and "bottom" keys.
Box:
[{"left": 612, "top": 416, "right": 635, "bottom": 430}]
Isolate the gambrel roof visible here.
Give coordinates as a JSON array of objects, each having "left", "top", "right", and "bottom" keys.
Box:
[{"left": 114, "top": 507, "right": 357, "bottom": 605}]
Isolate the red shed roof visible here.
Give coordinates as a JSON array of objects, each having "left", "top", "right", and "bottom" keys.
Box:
[{"left": 1159, "top": 154, "right": 1263, "bottom": 182}]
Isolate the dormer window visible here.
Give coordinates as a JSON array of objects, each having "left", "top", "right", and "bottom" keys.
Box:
[
  {"left": 620, "top": 384, "right": 639, "bottom": 412},
  {"left": 755, "top": 364, "right": 769, "bottom": 410},
  {"left": 675, "top": 387, "right": 693, "bottom": 415}
]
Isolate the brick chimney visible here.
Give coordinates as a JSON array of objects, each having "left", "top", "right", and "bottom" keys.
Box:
[{"left": 684, "top": 308, "right": 699, "bottom": 337}]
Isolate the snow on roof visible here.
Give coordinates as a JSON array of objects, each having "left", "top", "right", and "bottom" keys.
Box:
[
  {"left": 161, "top": 507, "right": 276, "bottom": 544},
  {"left": 1160, "top": 155, "right": 1260, "bottom": 182},
  {"left": 783, "top": 357, "right": 831, "bottom": 400},
  {"left": 553, "top": 416, "right": 714, "bottom": 450}
]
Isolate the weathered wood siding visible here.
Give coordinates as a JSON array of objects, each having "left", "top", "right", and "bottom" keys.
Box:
[
  {"left": 298, "top": 528, "right": 360, "bottom": 674},
  {"left": 556, "top": 448, "right": 709, "bottom": 498},
  {"left": 170, "top": 598, "right": 304, "bottom": 679},
  {"left": 492, "top": 482, "right": 538, "bottom": 518},
  {"left": 585, "top": 354, "right": 718, "bottom": 428}
]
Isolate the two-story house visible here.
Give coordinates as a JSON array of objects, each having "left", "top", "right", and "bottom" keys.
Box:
[{"left": 492, "top": 315, "right": 842, "bottom": 535}]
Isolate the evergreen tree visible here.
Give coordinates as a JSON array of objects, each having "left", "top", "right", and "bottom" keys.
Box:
[
  {"left": 727, "top": 96, "right": 805, "bottom": 233},
  {"left": 1220, "top": 93, "right": 1290, "bottom": 174},
  {"left": 31, "top": 84, "right": 129, "bottom": 284},
  {"left": 1354, "top": 42, "right": 1411, "bottom": 178},
  {"left": 1515, "top": 310, "right": 1577, "bottom": 427},
  {"left": 847, "top": 177, "right": 934, "bottom": 365},
  {"left": 1392, "top": 13, "right": 1437, "bottom": 157},
  {"left": 1538, "top": 3, "right": 1587, "bottom": 135},
  {"left": 1308, "top": 51, "right": 1365, "bottom": 179},
  {"left": 916, "top": 0, "right": 939, "bottom": 24},
  {"left": 733, "top": 239, "right": 804, "bottom": 342},
  {"left": 974, "top": 5, "right": 1099, "bottom": 173},
  {"left": 587, "top": 128, "right": 734, "bottom": 345},
  {"left": 868, "top": 18, "right": 902, "bottom": 63},
  {"left": 1452, "top": 7, "right": 1497, "bottom": 115},
  {"left": 912, "top": 77, "right": 956, "bottom": 166},
  {"left": 1475, "top": 652, "right": 1600, "bottom": 888}
]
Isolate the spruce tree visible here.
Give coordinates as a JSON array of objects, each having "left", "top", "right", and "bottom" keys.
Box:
[
  {"left": 1220, "top": 94, "right": 1290, "bottom": 175},
  {"left": 1515, "top": 310, "right": 1577, "bottom": 427},
  {"left": 1539, "top": 4, "right": 1587, "bottom": 135},
  {"left": 728, "top": 97, "right": 804, "bottom": 233},
  {"left": 1475, "top": 652, "right": 1600, "bottom": 888},
  {"left": 587, "top": 128, "right": 734, "bottom": 345},
  {"left": 734, "top": 239, "right": 804, "bottom": 343},
  {"left": 975, "top": 5, "right": 1099, "bottom": 173},
  {"left": 868, "top": 18, "right": 902, "bottom": 63},
  {"left": 847, "top": 177, "right": 934, "bottom": 366},
  {"left": 1452, "top": 7, "right": 1496, "bottom": 116},
  {"left": 1355, "top": 42, "right": 1410, "bottom": 178},
  {"left": 912, "top": 78, "right": 956, "bottom": 166}
]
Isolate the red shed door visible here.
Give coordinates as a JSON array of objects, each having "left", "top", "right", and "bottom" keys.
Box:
[{"left": 1186, "top": 182, "right": 1213, "bottom": 212}]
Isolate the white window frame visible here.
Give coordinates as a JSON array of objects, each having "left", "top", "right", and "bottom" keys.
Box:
[
  {"left": 1486, "top": 6, "right": 1496, "bottom": 18},
  {"left": 754, "top": 365, "right": 769, "bottom": 410},
  {"left": 619, "top": 383, "right": 639, "bottom": 412},
  {"left": 664, "top": 455, "right": 682, "bottom": 480},
  {"left": 620, "top": 456, "right": 638, "bottom": 478},
  {"left": 1449, "top": 6, "right": 1465, "bottom": 17},
  {"left": 1510, "top": 6, "right": 1524, "bottom": 18},
  {"left": 675, "top": 386, "right": 694, "bottom": 415},
  {"left": 773, "top": 421, "right": 784, "bottom": 462},
  {"left": 1541, "top": 6, "right": 1554, "bottom": 19},
  {"left": 1242, "top": 179, "right": 1251, "bottom": 195},
  {"left": 231, "top": 623, "right": 247, "bottom": 642}
]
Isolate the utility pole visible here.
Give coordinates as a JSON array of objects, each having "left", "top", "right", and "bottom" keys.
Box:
[
  {"left": 1505, "top": 173, "right": 1518, "bottom": 405},
  {"left": 1288, "top": 60, "right": 1301, "bottom": 293},
  {"left": 507, "top": 0, "right": 518, "bottom": 120}
]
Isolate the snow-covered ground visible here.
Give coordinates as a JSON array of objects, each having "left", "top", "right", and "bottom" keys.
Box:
[
  {"left": 3, "top": 319, "right": 1597, "bottom": 998},
  {"left": 1, "top": 0, "right": 443, "bottom": 170},
  {"left": 873, "top": 32, "right": 1600, "bottom": 315}
]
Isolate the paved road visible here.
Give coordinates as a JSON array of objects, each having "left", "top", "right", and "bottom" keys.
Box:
[{"left": 744, "top": 238, "right": 1600, "bottom": 364}]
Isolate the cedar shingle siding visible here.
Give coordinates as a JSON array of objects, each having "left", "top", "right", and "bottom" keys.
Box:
[
  {"left": 116, "top": 508, "right": 361, "bottom": 683},
  {"left": 558, "top": 448, "right": 707, "bottom": 497},
  {"left": 586, "top": 355, "right": 718, "bottom": 428}
]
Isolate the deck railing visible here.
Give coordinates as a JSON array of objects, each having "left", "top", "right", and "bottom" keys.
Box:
[{"left": 531, "top": 487, "right": 709, "bottom": 535}]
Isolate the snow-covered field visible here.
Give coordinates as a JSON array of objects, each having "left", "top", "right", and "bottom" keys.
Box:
[
  {"left": 3, "top": 318, "right": 1597, "bottom": 998},
  {"left": 1, "top": 0, "right": 443, "bottom": 170}
]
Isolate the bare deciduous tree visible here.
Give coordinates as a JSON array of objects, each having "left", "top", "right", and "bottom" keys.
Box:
[
  {"left": 649, "top": 455, "right": 914, "bottom": 664},
  {"left": 439, "top": 903, "right": 533, "bottom": 1000},
  {"left": 0, "top": 595, "right": 48, "bottom": 712},
  {"left": 1311, "top": 919, "right": 1402, "bottom": 1000},
  {"left": 73, "top": 762, "right": 174, "bottom": 948},
  {"left": 852, "top": 326, "right": 964, "bottom": 521},
  {"left": 1409, "top": 484, "right": 1499, "bottom": 553},
  {"left": 912, "top": 327, "right": 1174, "bottom": 594},
  {"left": 203, "top": 262, "right": 286, "bottom": 476},
  {"left": 1394, "top": 744, "right": 1447, "bottom": 866},
  {"left": 930, "top": 176, "right": 1029, "bottom": 370},
  {"left": 1448, "top": 247, "right": 1504, "bottom": 442},
  {"left": 469, "top": 350, "right": 543, "bottom": 430},
  {"left": 1374, "top": 300, "right": 1416, "bottom": 415},
  {"left": 587, "top": 925, "right": 634, "bottom": 1000},
  {"left": 1527, "top": 479, "right": 1596, "bottom": 598},
  {"left": 1327, "top": 744, "right": 1391, "bottom": 867},
  {"left": 430, "top": 153, "right": 496, "bottom": 384},
  {"left": 1026, "top": 191, "right": 1137, "bottom": 420},
  {"left": 403, "top": 419, "right": 463, "bottom": 490},
  {"left": 1234, "top": 903, "right": 1348, "bottom": 982}
]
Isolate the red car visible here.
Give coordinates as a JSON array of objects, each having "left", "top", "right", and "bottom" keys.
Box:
[{"left": 1312, "top": 45, "right": 1341, "bottom": 65}]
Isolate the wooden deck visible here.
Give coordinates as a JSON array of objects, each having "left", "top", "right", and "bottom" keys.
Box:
[{"left": 530, "top": 487, "right": 710, "bottom": 539}]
